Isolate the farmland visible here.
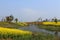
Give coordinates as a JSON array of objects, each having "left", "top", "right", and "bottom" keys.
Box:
[
  {"left": 26, "top": 22, "right": 60, "bottom": 31},
  {"left": 0, "top": 27, "right": 32, "bottom": 40},
  {"left": 43, "top": 22, "right": 60, "bottom": 26},
  {"left": 0, "top": 27, "right": 57, "bottom": 40},
  {"left": 38, "top": 22, "right": 60, "bottom": 31},
  {"left": 0, "top": 21, "right": 60, "bottom": 40},
  {"left": 0, "top": 22, "right": 28, "bottom": 29},
  {"left": 0, "top": 21, "right": 59, "bottom": 40}
]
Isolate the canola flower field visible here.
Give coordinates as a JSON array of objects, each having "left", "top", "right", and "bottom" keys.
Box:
[
  {"left": 43, "top": 22, "right": 60, "bottom": 26},
  {"left": 38, "top": 22, "right": 60, "bottom": 31},
  {"left": 0, "top": 27, "right": 32, "bottom": 40},
  {"left": 0, "top": 27, "right": 32, "bottom": 35},
  {"left": 0, "top": 22, "right": 59, "bottom": 40},
  {"left": 0, "top": 27, "right": 57, "bottom": 40}
]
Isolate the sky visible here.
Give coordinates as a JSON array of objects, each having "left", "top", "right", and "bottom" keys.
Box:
[{"left": 0, "top": 0, "right": 60, "bottom": 22}]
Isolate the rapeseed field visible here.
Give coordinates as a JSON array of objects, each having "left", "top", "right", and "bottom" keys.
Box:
[{"left": 43, "top": 22, "right": 60, "bottom": 25}]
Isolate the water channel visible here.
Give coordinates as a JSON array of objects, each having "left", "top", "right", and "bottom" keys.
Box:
[{"left": 19, "top": 24, "right": 60, "bottom": 37}]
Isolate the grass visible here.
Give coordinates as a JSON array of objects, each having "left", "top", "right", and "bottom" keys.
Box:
[
  {"left": 38, "top": 25, "right": 60, "bottom": 31},
  {"left": 0, "top": 21, "right": 59, "bottom": 40},
  {"left": 38, "top": 22, "right": 60, "bottom": 31},
  {"left": 0, "top": 27, "right": 55, "bottom": 40},
  {"left": 17, "top": 22, "right": 28, "bottom": 26},
  {"left": 0, "top": 22, "right": 28, "bottom": 28},
  {"left": 0, "top": 27, "right": 58, "bottom": 40}
]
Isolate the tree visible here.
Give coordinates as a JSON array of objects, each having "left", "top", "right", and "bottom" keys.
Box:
[
  {"left": 37, "top": 17, "right": 42, "bottom": 22},
  {"left": 54, "top": 18, "right": 57, "bottom": 23},
  {"left": 6, "top": 16, "right": 10, "bottom": 22},
  {"left": 51, "top": 18, "right": 54, "bottom": 22},
  {"left": 15, "top": 18, "right": 18, "bottom": 23},
  {"left": 9, "top": 15, "right": 14, "bottom": 22},
  {"left": 6, "top": 15, "right": 14, "bottom": 22},
  {"left": 45, "top": 19, "right": 48, "bottom": 22},
  {"left": 42, "top": 19, "right": 48, "bottom": 22},
  {"left": 53, "top": 17, "right": 58, "bottom": 36},
  {"left": 9, "top": 15, "right": 14, "bottom": 21}
]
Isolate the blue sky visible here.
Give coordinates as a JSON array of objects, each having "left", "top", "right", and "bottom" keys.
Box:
[{"left": 0, "top": 0, "right": 60, "bottom": 22}]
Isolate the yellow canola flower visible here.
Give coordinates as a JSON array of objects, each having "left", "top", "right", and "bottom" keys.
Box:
[
  {"left": 0, "top": 27, "right": 32, "bottom": 35},
  {"left": 43, "top": 22, "right": 60, "bottom": 25}
]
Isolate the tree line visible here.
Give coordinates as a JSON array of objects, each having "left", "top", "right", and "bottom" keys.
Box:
[
  {"left": 37, "top": 17, "right": 58, "bottom": 23},
  {"left": 1, "top": 15, "right": 59, "bottom": 23},
  {"left": 1, "top": 15, "right": 18, "bottom": 23}
]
